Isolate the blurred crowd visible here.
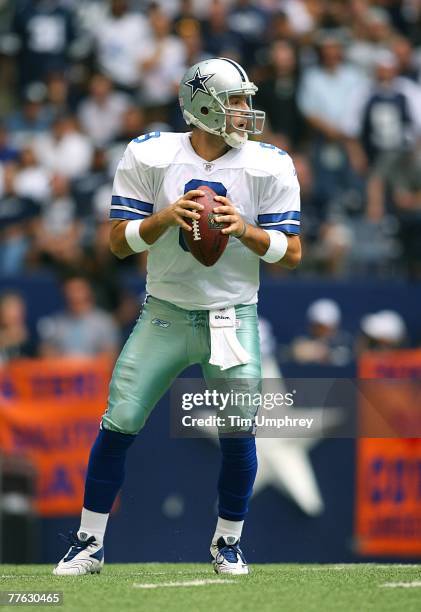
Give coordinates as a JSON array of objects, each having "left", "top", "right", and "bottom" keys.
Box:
[
  {"left": 288, "top": 298, "right": 409, "bottom": 365},
  {"left": 0, "top": 0, "right": 420, "bottom": 361},
  {"left": 1, "top": 0, "right": 421, "bottom": 279},
  {"left": 0, "top": 278, "right": 412, "bottom": 365}
]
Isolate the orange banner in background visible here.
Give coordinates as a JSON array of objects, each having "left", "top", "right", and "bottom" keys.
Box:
[
  {"left": 0, "top": 358, "right": 113, "bottom": 516},
  {"left": 355, "top": 350, "right": 421, "bottom": 557}
]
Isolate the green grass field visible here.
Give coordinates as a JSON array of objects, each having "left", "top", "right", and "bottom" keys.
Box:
[{"left": 1, "top": 564, "right": 421, "bottom": 612}]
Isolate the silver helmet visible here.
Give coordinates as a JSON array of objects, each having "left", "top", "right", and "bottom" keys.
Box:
[{"left": 179, "top": 57, "right": 265, "bottom": 148}]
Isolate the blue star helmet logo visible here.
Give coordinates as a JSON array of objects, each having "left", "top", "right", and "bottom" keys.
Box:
[{"left": 185, "top": 68, "right": 215, "bottom": 100}]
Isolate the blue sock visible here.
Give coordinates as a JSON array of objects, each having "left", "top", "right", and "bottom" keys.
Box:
[
  {"left": 217, "top": 437, "right": 258, "bottom": 522},
  {"left": 83, "top": 428, "right": 136, "bottom": 514}
]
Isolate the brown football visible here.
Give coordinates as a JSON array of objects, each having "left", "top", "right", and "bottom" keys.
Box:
[{"left": 181, "top": 185, "right": 229, "bottom": 267}]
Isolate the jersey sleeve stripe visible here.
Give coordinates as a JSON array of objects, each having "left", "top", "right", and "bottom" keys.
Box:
[
  {"left": 109, "top": 208, "right": 149, "bottom": 220},
  {"left": 260, "top": 219, "right": 300, "bottom": 227},
  {"left": 111, "top": 195, "right": 153, "bottom": 213},
  {"left": 262, "top": 223, "right": 300, "bottom": 235},
  {"left": 258, "top": 211, "right": 300, "bottom": 223},
  {"left": 110, "top": 204, "right": 151, "bottom": 216}
]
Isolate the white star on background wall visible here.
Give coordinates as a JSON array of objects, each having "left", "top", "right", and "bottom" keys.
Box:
[{"left": 193, "top": 353, "right": 344, "bottom": 517}]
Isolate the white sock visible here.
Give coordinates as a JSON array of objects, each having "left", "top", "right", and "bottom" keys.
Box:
[
  {"left": 212, "top": 517, "right": 244, "bottom": 544},
  {"left": 78, "top": 507, "right": 109, "bottom": 545}
]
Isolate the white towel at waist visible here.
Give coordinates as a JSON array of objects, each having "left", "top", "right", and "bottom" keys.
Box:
[{"left": 208, "top": 307, "right": 250, "bottom": 371}]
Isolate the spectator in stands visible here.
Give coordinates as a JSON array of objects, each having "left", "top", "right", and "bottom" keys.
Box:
[
  {"left": 6, "top": 88, "right": 51, "bottom": 148},
  {"left": 0, "top": 291, "right": 35, "bottom": 363},
  {"left": 201, "top": 0, "right": 243, "bottom": 62},
  {"left": 107, "top": 106, "right": 146, "bottom": 174},
  {"left": 319, "top": 0, "right": 350, "bottom": 30},
  {"left": 391, "top": 35, "right": 421, "bottom": 82},
  {"left": 44, "top": 71, "right": 74, "bottom": 121},
  {"left": 33, "top": 114, "right": 93, "bottom": 179},
  {"left": 390, "top": 145, "right": 421, "bottom": 278},
  {"left": 82, "top": 217, "right": 142, "bottom": 338},
  {"left": 347, "top": 50, "right": 421, "bottom": 166},
  {"left": 14, "top": 146, "right": 51, "bottom": 204},
  {"left": 0, "top": 164, "right": 39, "bottom": 276},
  {"left": 112, "top": 106, "right": 146, "bottom": 147},
  {"left": 256, "top": 40, "right": 305, "bottom": 149},
  {"left": 32, "top": 173, "right": 82, "bottom": 271},
  {"left": 37, "top": 275, "right": 119, "bottom": 358},
  {"left": 77, "top": 73, "right": 131, "bottom": 147},
  {"left": 288, "top": 153, "right": 352, "bottom": 276},
  {"left": 347, "top": 7, "right": 395, "bottom": 75},
  {"left": 92, "top": 0, "right": 150, "bottom": 93},
  {"left": 10, "top": 0, "right": 77, "bottom": 92},
  {"left": 72, "top": 148, "right": 111, "bottom": 230},
  {"left": 345, "top": 49, "right": 421, "bottom": 221},
  {"left": 173, "top": 0, "right": 197, "bottom": 32},
  {"left": 358, "top": 310, "right": 408, "bottom": 352},
  {"left": 175, "top": 17, "right": 211, "bottom": 69},
  {"left": 298, "top": 33, "right": 368, "bottom": 204},
  {"left": 0, "top": 124, "right": 19, "bottom": 163},
  {"left": 228, "top": 0, "right": 268, "bottom": 67},
  {"left": 277, "top": 0, "right": 317, "bottom": 38},
  {"left": 291, "top": 153, "right": 324, "bottom": 244},
  {"left": 265, "top": 11, "right": 295, "bottom": 44},
  {"left": 138, "top": 3, "right": 187, "bottom": 120},
  {"left": 290, "top": 299, "right": 354, "bottom": 365}
]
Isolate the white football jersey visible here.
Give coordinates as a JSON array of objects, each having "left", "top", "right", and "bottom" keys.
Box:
[{"left": 110, "top": 132, "right": 300, "bottom": 310}]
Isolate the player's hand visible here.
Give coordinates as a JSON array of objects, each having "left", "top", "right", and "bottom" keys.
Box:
[
  {"left": 161, "top": 190, "right": 205, "bottom": 231},
  {"left": 213, "top": 196, "right": 246, "bottom": 238}
]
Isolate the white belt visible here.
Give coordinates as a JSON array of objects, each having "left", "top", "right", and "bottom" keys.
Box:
[{"left": 208, "top": 307, "right": 251, "bottom": 371}]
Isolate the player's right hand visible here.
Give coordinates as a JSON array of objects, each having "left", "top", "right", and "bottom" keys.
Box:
[{"left": 160, "top": 190, "right": 205, "bottom": 231}]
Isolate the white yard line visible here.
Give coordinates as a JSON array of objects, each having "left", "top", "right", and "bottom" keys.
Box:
[
  {"left": 132, "top": 571, "right": 203, "bottom": 576},
  {"left": 381, "top": 581, "right": 421, "bottom": 588},
  {"left": 305, "top": 568, "right": 367, "bottom": 572},
  {"left": 1, "top": 576, "right": 43, "bottom": 579},
  {"left": 375, "top": 564, "right": 421, "bottom": 568},
  {"left": 301, "top": 564, "right": 421, "bottom": 571},
  {"left": 133, "top": 579, "right": 235, "bottom": 589}
]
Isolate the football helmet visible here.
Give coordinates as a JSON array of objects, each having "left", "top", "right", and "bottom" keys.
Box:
[{"left": 179, "top": 57, "right": 265, "bottom": 148}]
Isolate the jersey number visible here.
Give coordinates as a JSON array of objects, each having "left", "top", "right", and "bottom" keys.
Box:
[
  {"left": 259, "top": 142, "right": 287, "bottom": 156},
  {"left": 132, "top": 131, "right": 161, "bottom": 144},
  {"left": 179, "top": 179, "right": 227, "bottom": 253}
]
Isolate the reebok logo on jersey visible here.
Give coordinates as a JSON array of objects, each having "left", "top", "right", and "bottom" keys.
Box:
[{"left": 152, "top": 318, "right": 171, "bottom": 328}]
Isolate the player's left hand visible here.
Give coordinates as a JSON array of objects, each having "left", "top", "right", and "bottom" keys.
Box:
[{"left": 213, "top": 196, "right": 246, "bottom": 238}]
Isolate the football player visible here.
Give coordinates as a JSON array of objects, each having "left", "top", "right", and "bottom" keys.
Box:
[{"left": 54, "top": 57, "right": 301, "bottom": 576}]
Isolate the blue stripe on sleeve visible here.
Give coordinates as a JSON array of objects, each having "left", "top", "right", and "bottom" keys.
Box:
[
  {"left": 111, "top": 195, "right": 153, "bottom": 213},
  {"left": 261, "top": 223, "right": 301, "bottom": 235},
  {"left": 109, "top": 209, "right": 149, "bottom": 220},
  {"left": 258, "top": 211, "right": 300, "bottom": 224}
]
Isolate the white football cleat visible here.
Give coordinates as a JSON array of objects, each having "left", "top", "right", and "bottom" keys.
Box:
[
  {"left": 210, "top": 535, "right": 249, "bottom": 575},
  {"left": 53, "top": 531, "right": 104, "bottom": 576}
]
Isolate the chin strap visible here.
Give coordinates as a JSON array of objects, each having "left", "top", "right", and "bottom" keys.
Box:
[{"left": 222, "top": 130, "right": 248, "bottom": 149}]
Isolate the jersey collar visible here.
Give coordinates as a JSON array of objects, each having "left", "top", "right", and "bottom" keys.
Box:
[{"left": 182, "top": 132, "right": 239, "bottom": 169}]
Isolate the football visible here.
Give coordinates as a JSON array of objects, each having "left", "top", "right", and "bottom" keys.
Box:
[{"left": 181, "top": 185, "right": 229, "bottom": 267}]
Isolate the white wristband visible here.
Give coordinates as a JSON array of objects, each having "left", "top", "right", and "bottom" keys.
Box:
[
  {"left": 125, "top": 219, "right": 149, "bottom": 253},
  {"left": 261, "top": 230, "right": 288, "bottom": 263}
]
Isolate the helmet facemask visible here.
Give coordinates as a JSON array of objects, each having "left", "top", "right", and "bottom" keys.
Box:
[{"left": 208, "top": 87, "right": 265, "bottom": 147}]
